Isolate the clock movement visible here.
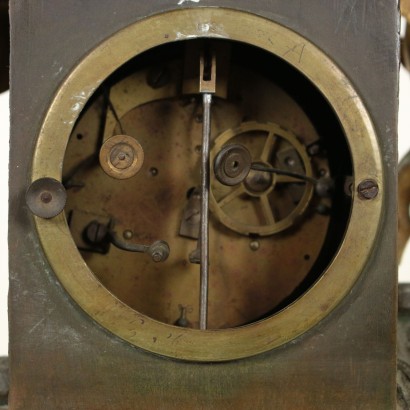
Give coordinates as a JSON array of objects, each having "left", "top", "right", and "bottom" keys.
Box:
[{"left": 9, "top": 1, "right": 398, "bottom": 408}]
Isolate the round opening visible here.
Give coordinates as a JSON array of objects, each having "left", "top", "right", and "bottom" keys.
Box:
[
  {"left": 32, "top": 8, "right": 382, "bottom": 361},
  {"left": 62, "top": 38, "right": 352, "bottom": 329}
]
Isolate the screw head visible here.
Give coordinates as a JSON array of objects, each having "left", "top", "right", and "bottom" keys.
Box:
[
  {"left": 152, "top": 251, "right": 164, "bottom": 263},
  {"left": 85, "top": 221, "right": 108, "bottom": 244},
  {"left": 149, "top": 167, "right": 158, "bottom": 176},
  {"left": 315, "top": 177, "right": 334, "bottom": 198},
  {"left": 284, "top": 156, "right": 296, "bottom": 167},
  {"left": 307, "top": 143, "right": 320, "bottom": 156},
  {"left": 249, "top": 240, "right": 260, "bottom": 251},
  {"left": 123, "top": 229, "right": 133, "bottom": 239},
  {"left": 148, "top": 240, "right": 170, "bottom": 263},
  {"left": 357, "top": 179, "right": 379, "bottom": 200}
]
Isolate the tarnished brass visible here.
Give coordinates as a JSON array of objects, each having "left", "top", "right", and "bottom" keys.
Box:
[
  {"left": 213, "top": 144, "right": 252, "bottom": 186},
  {"left": 401, "top": 2, "right": 410, "bottom": 71},
  {"left": 64, "top": 65, "right": 329, "bottom": 332},
  {"left": 102, "top": 62, "right": 182, "bottom": 144},
  {"left": 26, "top": 178, "right": 67, "bottom": 219},
  {"left": 99, "top": 134, "right": 144, "bottom": 179},
  {"left": 31, "top": 8, "right": 383, "bottom": 362},
  {"left": 9, "top": 0, "right": 398, "bottom": 407},
  {"left": 199, "top": 51, "right": 216, "bottom": 93},
  {"left": 403, "top": 0, "right": 410, "bottom": 22},
  {"left": 210, "top": 121, "right": 313, "bottom": 236},
  {"left": 182, "top": 41, "right": 230, "bottom": 98}
]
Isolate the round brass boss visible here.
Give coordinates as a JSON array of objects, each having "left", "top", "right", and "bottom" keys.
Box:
[
  {"left": 31, "top": 8, "right": 383, "bottom": 362},
  {"left": 99, "top": 134, "right": 144, "bottom": 179}
]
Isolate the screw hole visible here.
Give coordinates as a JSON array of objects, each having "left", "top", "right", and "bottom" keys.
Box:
[{"left": 40, "top": 192, "right": 53, "bottom": 204}]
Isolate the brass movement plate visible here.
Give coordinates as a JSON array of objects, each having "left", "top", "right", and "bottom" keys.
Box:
[
  {"left": 63, "top": 68, "right": 329, "bottom": 329},
  {"left": 31, "top": 8, "right": 383, "bottom": 361}
]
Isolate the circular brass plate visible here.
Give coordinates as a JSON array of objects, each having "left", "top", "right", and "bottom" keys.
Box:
[
  {"left": 32, "top": 8, "right": 383, "bottom": 361},
  {"left": 99, "top": 134, "right": 144, "bottom": 179}
]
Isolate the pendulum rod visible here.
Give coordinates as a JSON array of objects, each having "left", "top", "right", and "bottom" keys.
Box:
[
  {"left": 199, "top": 48, "right": 216, "bottom": 330},
  {"left": 199, "top": 93, "right": 211, "bottom": 330}
]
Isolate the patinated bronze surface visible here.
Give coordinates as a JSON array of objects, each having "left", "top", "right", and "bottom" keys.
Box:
[{"left": 9, "top": 1, "right": 398, "bottom": 408}]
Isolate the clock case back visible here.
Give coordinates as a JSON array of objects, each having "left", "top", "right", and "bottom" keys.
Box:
[{"left": 9, "top": 1, "right": 398, "bottom": 409}]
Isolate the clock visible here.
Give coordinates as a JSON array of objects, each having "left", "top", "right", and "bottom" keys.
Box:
[{"left": 10, "top": 2, "right": 398, "bottom": 408}]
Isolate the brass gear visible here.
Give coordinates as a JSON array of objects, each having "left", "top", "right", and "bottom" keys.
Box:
[{"left": 210, "top": 121, "right": 314, "bottom": 236}]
